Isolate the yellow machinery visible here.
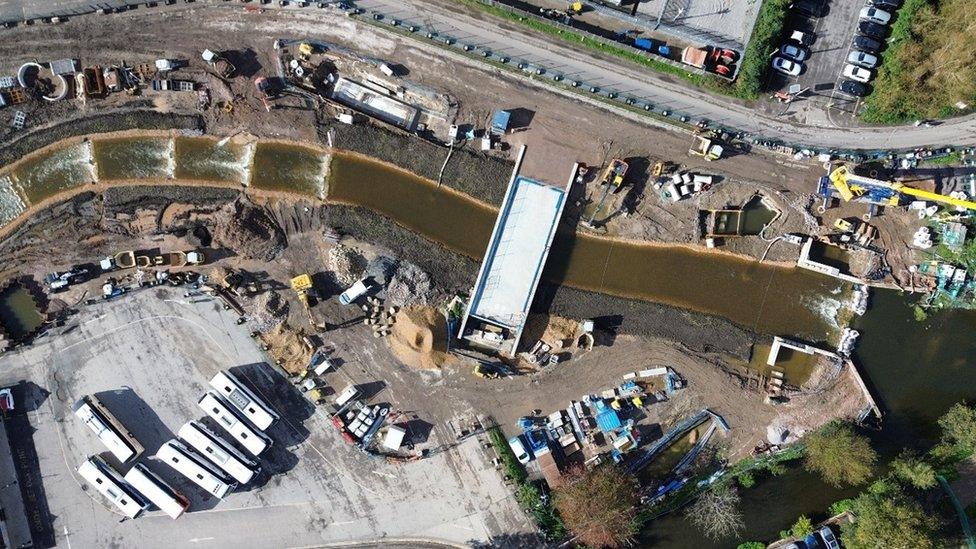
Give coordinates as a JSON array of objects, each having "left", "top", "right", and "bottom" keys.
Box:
[
  {"left": 298, "top": 42, "right": 315, "bottom": 58},
  {"left": 829, "top": 165, "right": 976, "bottom": 211},
  {"left": 473, "top": 364, "right": 499, "bottom": 379},
  {"left": 689, "top": 132, "right": 724, "bottom": 161},
  {"left": 567, "top": 2, "right": 583, "bottom": 14},
  {"left": 290, "top": 274, "right": 317, "bottom": 327},
  {"left": 599, "top": 158, "right": 629, "bottom": 188}
]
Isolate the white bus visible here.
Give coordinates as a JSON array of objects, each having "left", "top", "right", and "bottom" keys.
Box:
[
  {"left": 73, "top": 395, "right": 144, "bottom": 463},
  {"left": 209, "top": 370, "right": 279, "bottom": 431},
  {"left": 197, "top": 392, "right": 272, "bottom": 456},
  {"left": 178, "top": 421, "right": 260, "bottom": 485},
  {"left": 156, "top": 440, "right": 235, "bottom": 499},
  {"left": 123, "top": 463, "right": 190, "bottom": 520},
  {"left": 77, "top": 456, "right": 147, "bottom": 519}
]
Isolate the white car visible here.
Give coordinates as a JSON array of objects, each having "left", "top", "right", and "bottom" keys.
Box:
[
  {"left": 859, "top": 6, "right": 892, "bottom": 24},
  {"left": 848, "top": 50, "right": 879, "bottom": 68},
  {"left": 508, "top": 436, "right": 531, "bottom": 464},
  {"left": 779, "top": 43, "right": 809, "bottom": 62},
  {"left": 771, "top": 56, "right": 802, "bottom": 76},
  {"left": 843, "top": 63, "right": 873, "bottom": 83}
]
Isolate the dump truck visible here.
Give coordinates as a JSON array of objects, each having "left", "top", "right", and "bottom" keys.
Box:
[
  {"left": 689, "top": 133, "right": 723, "bottom": 161},
  {"left": 202, "top": 49, "right": 236, "bottom": 78}
]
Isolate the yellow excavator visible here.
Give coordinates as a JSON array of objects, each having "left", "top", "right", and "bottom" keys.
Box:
[{"left": 290, "top": 274, "right": 321, "bottom": 328}]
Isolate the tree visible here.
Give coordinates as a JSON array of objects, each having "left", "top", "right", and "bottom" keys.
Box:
[
  {"left": 891, "top": 451, "right": 938, "bottom": 489},
  {"left": 804, "top": 422, "right": 877, "bottom": 487},
  {"left": 686, "top": 485, "right": 745, "bottom": 541},
  {"left": 939, "top": 402, "right": 976, "bottom": 453},
  {"left": 553, "top": 465, "right": 638, "bottom": 548},
  {"left": 841, "top": 484, "right": 937, "bottom": 549},
  {"left": 790, "top": 515, "right": 814, "bottom": 538}
]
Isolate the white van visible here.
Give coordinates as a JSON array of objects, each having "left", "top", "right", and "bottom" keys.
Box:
[
  {"left": 338, "top": 279, "right": 373, "bottom": 305},
  {"left": 334, "top": 385, "right": 360, "bottom": 408},
  {"left": 507, "top": 435, "right": 532, "bottom": 464}
]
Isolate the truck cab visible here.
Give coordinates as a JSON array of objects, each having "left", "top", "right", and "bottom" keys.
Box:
[{"left": 338, "top": 278, "right": 375, "bottom": 305}]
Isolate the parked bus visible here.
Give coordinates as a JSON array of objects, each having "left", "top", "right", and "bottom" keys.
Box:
[
  {"left": 77, "top": 456, "right": 147, "bottom": 519},
  {"left": 156, "top": 440, "right": 235, "bottom": 499},
  {"left": 178, "top": 420, "right": 259, "bottom": 485},
  {"left": 123, "top": 463, "right": 190, "bottom": 520},
  {"left": 73, "top": 395, "right": 144, "bottom": 463},
  {"left": 208, "top": 370, "right": 279, "bottom": 431},
  {"left": 197, "top": 391, "right": 272, "bottom": 456}
]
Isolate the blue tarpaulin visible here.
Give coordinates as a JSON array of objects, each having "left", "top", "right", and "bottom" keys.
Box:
[
  {"left": 594, "top": 399, "right": 622, "bottom": 433},
  {"left": 491, "top": 110, "right": 512, "bottom": 134}
]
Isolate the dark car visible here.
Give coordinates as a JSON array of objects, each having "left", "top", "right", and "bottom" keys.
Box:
[
  {"left": 840, "top": 79, "right": 869, "bottom": 97},
  {"left": 870, "top": 0, "right": 902, "bottom": 9},
  {"left": 859, "top": 21, "right": 889, "bottom": 40},
  {"left": 853, "top": 34, "right": 884, "bottom": 52},
  {"left": 790, "top": 0, "right": 824, "bottom": 17}
]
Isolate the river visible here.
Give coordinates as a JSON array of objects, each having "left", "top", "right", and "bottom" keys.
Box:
[{"left": 1, "top": 135, "right": 974, "bottom": 544}]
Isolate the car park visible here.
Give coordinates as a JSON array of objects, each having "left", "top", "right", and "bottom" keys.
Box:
[
  {"left": 780, "top": 43, "right": 809, "bottom": 62},
  {"left": 772, "top": 57, "right": 802, "bottom": 76},
  {"left": 859, "top": 6, "right": 892, "bottom": 24},
  {"left": 858, "top": 21, "right": 889, "bottom": 40},
  {"left": 847, "top": 51, "right": 879, "bottom": 69},
  {"left": 843, "top": 64, "right": 873, "bottom": 83},
  {"left": 853, "top": 34, "right": 884, "bottom": 53},
  {"left": 839, "top": 79, "right": 869, "bottom": 97}
]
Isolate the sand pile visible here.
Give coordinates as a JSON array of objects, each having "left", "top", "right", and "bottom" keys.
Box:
[
  {"left": 261, "top": 323, "right": 311, "bottom": 374},
  {"left": 521, "top": 314, "right": 582, "bottom": 351},
  {"left": 387, "top": 306, "right": 452, "bottom": 370}
]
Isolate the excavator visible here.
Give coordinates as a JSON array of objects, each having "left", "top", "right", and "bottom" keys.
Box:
[{"left": 290, "top": 274, "right": 316, "bottom": 326}]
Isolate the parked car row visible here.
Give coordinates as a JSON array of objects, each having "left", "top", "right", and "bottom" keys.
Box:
[
  {"left": 770, "top": 4, "right": 821, "bottom": 77},
  {"left": 839, "top": 0, "right": 904, "bottom": 97}
]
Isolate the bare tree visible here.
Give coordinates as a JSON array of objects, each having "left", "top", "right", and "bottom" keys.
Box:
[{"left": 686, "top": 485, "right": 745, "bottom": 540}]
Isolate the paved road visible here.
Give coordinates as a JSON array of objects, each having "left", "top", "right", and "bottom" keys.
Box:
[
  {"left": 353, "top": 0, "right": 976, "bottom": 150},
  {"left": 0, "top": 0, "right": 143, "bottom": 21}
]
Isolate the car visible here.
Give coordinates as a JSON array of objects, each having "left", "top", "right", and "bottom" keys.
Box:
[
  {"left": 860, "top": 6, "right": 892, "bottom": 24},
  {"left": 508, "top": 435, "right": 532, "bottom": 464},
  {"left": 818, "top": 526, "right": 841, "bottom": 549},
  {"left": 843, "top": 63, "right": 873, "bottom": 83},
  {"left": 790, "top": 30, "right": 814, "bottom": 46},
  {"left": 771, "top": 56, "right": 802, "bottom": 76},
  {"left": 870, "top": 0, "right": 902, "bottom": 9},
  {"left": 790, "top": 0, "right": 823, "bottom": 17},
  {"left": 859, "top": 21, "right": 889, "bottom": 40},
  {"left": 848, "top": 50, "right": 879, "bottom": 68},
  {"left": 839, "top": 79, "right": 869, "bottom": 97},
  {"left": 780, "top": 43, "right": 809, "bottom": 62},
  {"left": 853, "top": 34, "right": 884, "bottom": 53}
]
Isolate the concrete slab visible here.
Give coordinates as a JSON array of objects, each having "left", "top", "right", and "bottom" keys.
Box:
[{"left": 0, "top": 286, "right": 532, "bottom": 548}]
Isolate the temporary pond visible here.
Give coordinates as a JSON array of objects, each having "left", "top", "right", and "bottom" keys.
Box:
[{"left": 0, "top": 282, "right": 45, "bottom": 341}]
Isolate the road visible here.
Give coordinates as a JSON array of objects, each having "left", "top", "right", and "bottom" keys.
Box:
[{"left": 353, "top": 0, "right": 976, "bottom": 151}]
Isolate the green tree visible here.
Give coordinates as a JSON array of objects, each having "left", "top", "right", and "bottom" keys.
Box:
[
  {"left": 804, "top": 422, "right": 877, "bottom": 487},
  {"left": 841, "top": 484, "right": 937, "bottom": 549},
  {"left": 737, "top": 472, "right": 755, "bottom": 488},
  {"left": 790, "top": 515, "right": 814, "bottom": 538},
  {"left": 891, "top": 451, "right": 938, "bottom": 489},
  {"left": 939, "top": 402, "right": 976, "bottom": 453},
  {"left": 736, "top": 543, "right": 765, "bottom": 549},
  {"left": 553, "top": 465, "right": 638, "bottom": 548}
]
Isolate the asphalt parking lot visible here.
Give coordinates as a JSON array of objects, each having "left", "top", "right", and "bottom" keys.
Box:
[
  {"left": 1, "top": 286, "right": 532, "bottom": 548},
  {"left": 764, "top": 0, "right": 876, "bottom": 125}
]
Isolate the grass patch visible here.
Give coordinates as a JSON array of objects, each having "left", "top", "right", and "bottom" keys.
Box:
[
  {"left": 861, "top": 0, "right": 976, "bottom": 124},
  {"left": 729, "top": 0, "right": 791, "bottom": 100},
  {"left": 455, "top": 0, "right": 707, "bottom": 86}
]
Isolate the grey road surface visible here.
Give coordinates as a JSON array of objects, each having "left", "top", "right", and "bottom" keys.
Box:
[
  {"left": 2, "top": 287, "right": 533, "bottom": 549},
  {"left": 353, "top": 0, "right": 976, "bottom": 150}
]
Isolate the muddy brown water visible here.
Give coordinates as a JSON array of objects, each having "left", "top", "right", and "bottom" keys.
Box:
[
  {"left": 0, "top": 283, "right": 44, "bottom": 340},
  {"left": 6, "top": 136, "right": 975, "bottom": 545},
  {"left": 328, "top": 153, "right": 842, "bottom": 339}
]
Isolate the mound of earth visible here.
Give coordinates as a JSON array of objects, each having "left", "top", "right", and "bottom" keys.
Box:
[
  {"left": 213, "top": 199, "right": 285, "bottom": 261},
  {"left": 387, "top": 306, "right": 452, "bottom": 370}
]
